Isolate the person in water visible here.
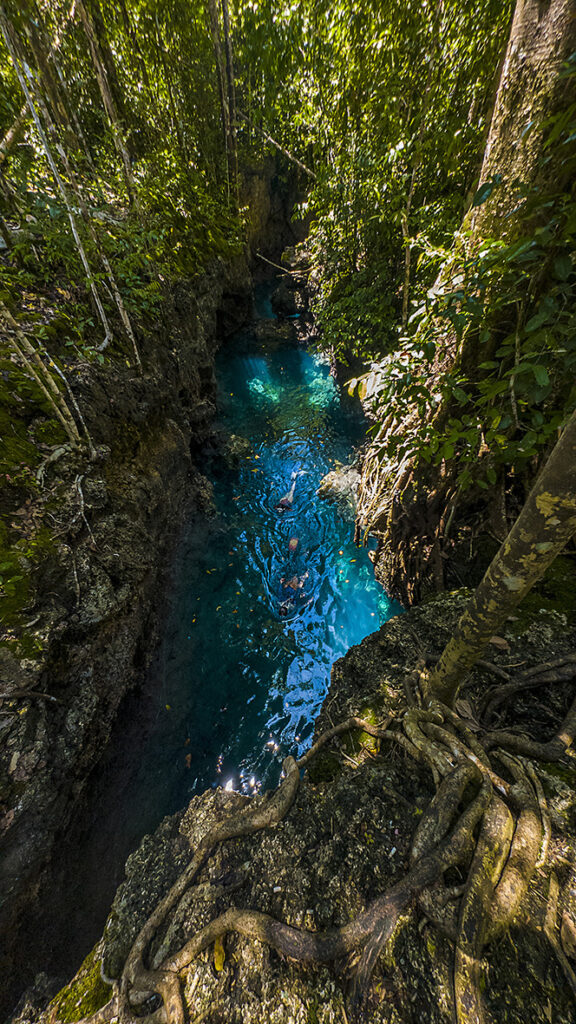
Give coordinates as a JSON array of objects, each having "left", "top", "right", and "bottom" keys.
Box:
[
  {"left": 279, "top": 571, "right": 309, "bottom": 617},
  {"left": 275, "top": 469, "right": 306, "bottom": 513}
]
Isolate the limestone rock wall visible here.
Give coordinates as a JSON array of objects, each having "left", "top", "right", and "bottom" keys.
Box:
[{"left": 0, "top": 256, "right": 251, "bottom": 1016}]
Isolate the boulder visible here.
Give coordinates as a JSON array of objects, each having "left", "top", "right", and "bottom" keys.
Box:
[{"left": 316, "top": 463, "right": 360, "bottom": 513}]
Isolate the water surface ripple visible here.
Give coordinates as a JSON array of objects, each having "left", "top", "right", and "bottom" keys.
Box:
[
  {"left": 159, "top": 290, "right": 403, "bottom": 802},
  {"left": 19, "top": 292, "right": 403, "bottom": 993}
]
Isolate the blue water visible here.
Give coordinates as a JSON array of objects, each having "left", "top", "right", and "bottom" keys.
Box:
[
  {"left": 30, "top": 289, "right": 403, "bottom": 991},
  {"left": 159, "top": 287, "right": 403, "bottom": 800}
]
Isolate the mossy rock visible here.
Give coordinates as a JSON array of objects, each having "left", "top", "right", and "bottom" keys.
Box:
[
  {"left": 48, "top": 944, "right": 112, "bottom": 1024},
  {"left": 520, "top": 554, "right": 576, "bottom": 625}
]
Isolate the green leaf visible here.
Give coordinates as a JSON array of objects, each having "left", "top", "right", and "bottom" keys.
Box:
[
  {"left": 525, "top": 311, "right": 549, "bottom": 333},
  {"left": 531, "top": 365, "right": 549, "bottom": 388},
  {"left": 472, "top": 177, "right": 501, "bottom": 207},
  {"left": 471, "top": 182, "right": 494, "bottom": 205},
  {"left": 554, "top": 254, "right": 572, "bottom": 281}
]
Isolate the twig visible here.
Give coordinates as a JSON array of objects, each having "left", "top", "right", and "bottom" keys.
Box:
[
  {"left": 255, "top": 251, "right": 309, "bottom": 277},
  {"left": 75, "top": 474, "right": 97, "bottom": 546},
  {"left": 0, "top": 689, "right": 58, "bottom": 702}
]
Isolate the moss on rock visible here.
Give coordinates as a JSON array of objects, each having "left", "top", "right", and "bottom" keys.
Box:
[{"left": 48, "top": 944, "right": 111, "bottom": 1023}]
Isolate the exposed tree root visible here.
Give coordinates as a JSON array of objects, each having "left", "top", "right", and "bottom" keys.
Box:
[
  {"left": 453, "top": 794, "right": 514, "bottom": 1024},
  {"left": 480, "top": 654, "right": 576, "bottom": 722},
  {"left": 59, "top": 681, "right": 576, "bottom": 1024},
  {"left": 543, "top": 873, "right": 576, "bottom": 999},
  {"left": 485, "top": 692, "right": 576, "bottom": 762}
]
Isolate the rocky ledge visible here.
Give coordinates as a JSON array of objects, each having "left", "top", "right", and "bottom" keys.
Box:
[
  {"left": 24, "top": 590, "right": 576, "bottom": 1024},
  {"left": 0, "top": 255, "right": 252, "bottom": 1014}
]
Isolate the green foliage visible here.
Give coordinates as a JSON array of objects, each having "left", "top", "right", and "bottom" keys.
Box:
[
  {"left": 341, "top": 47, "right": 576, "bottom": 499},
  {"left": 353, "top": 181, "right": 576, "bottom": 488},
  {"left": 0, "top": 0, "right": 243, "bottom": 359},
  {"left": 0, "top": 0, "right": 574, "bottom": 546},
  {"left": 235, "top": 0, "right": 514, "bottom": 361}
]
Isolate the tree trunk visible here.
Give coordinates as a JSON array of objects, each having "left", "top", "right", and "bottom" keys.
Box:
[
  {"left": 220, "top": 0, "right": 238, "bottom": 200},
  {"left": 22, "top": 14, "right": 69, "bottom": 130},
  {"left": 0, "top": 7, "right": 113, "bottom": 347},
  {"left": 0, "top": 300, "right": 81, "bottom": 445},
  {"left": 23, "top": 43, "right": 143, "bottom": 372},
  {"left": 0, "top": 212, "right": 13, "bottom": 249},
  {"left": 31, "top": 1, "right": 98, "bottom": 173},
  {"left": 81, "top": 0, "right": 129, "bottom": 130},
  {"left": 153, "top": 13, "right": 188, "bottom": 166},
  {"left": 426, "top": 409, "right": 576, "bottom": 706},
  {"left": 0, "top": 103, "right": 27, "bottom": 164},
  {"left": 0, "top": 0, "right": 76, "bottom": 165},
  {"left": 472, "top": 0, "right": 576, "bottom": 237},
  {"left": 118, "top": 0, "right": 150, "bottom": 91},
  {"left": 76, "top": 0, "right": 138, "bottom": 208},
  {"left": 358, "top": 0, "right": 576, "bottom": 606}
]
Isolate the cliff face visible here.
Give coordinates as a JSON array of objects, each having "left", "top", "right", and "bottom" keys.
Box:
[
  {"left": 25, "top": 592, "right": 576, "bottom": 1024},
  {"left": 0, "top": 255, "right": 252, "bottom": 1015}
]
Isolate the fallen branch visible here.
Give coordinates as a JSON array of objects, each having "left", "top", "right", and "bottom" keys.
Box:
[{"left": 238, "top": 112, "right": 316, "bottom": 178}]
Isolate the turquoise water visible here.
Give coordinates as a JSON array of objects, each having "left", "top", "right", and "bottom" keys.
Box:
[
  {"left": 160, "top": 288, "right": 403, "bottom": 800},
  {"left": 21, "top": 290, "right": 403, "bottom": 994}
]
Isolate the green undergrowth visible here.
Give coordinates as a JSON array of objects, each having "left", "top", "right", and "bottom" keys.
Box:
[
  {"left": 308, "top": 701, "right": 387, "bottom": 783},
  {"left": 520, "top": 554, "right": 576, "bottom": 626},
  {"left": 0, "top": 516, "right": 57, "bottom": 654}
]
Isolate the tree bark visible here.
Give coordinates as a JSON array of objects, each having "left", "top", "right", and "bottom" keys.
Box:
[
  {"left": 22, "top": 13, "right": 69, "bottom": 129},
  {"left": 220, "top": 0, "right": 238, "bottom": 199},
  {"left": 358, "top": 0, "right": 576, "bottom": 606},
  {"left": 0, "top": 0, "right": 76, "bottom": 165},
  {"left": 472, "top": 0, "right": 576, "bottom": 237},
  {"left": 426, "top": 410, "right": 576, "bottom": 706},
  {"left": 0, "top": 7, "right": 113, "bottom": 346},
  {"left": 0, "top": 103, "right": 27, "bottom": 164},
  {"left": 76, "top": 0, "right": 138, "bottom": 207}
]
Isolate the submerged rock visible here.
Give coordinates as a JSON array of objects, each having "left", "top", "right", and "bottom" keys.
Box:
[
  {"left": 316, "top": 463, "right": 360, "bottom": 513},
  {"left": 29, "top": 592, "right": 576, "bottom": 1024},
  {"left": 252, "top": 318, "right": 298, "bottom": 346},
  {"left": 220, "top": 433, "right": 253, "bottom": 467}
]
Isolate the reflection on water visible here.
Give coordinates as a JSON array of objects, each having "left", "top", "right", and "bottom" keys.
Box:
[
  {"left": 21, "top": 290, "right": 403, "bottom": 999},
  {"left": 156, "top": 288, "right": 403, "bottom": 803},
  {"left": 20, "top": 290, "right": 404, "bottom": 996}
]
